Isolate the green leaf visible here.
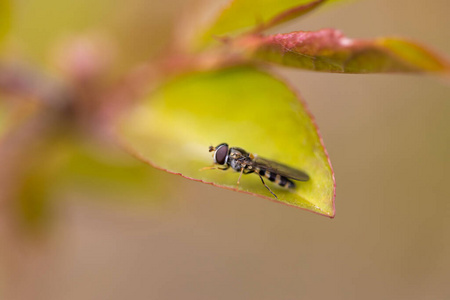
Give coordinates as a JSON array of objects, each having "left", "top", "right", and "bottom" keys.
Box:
[
  {"left": 14, "top": 138, "right": 60, "bottom": 232},
  {"left": 119, "top": 67, "right": 335, "bottom": 217},
  {"left": 56, "top": 139, "right": 169, "bottom": 205},
  {"left": 378, "top": 39, "right": 450, "bottom": 72},
  {"left": 3, "top": 127, "right": 169, "bottom": 233},
  {"left": 238, "top": 29, "right": 450, "bottom": 73},
  {"left": 1, "top": 112, "right": 63, "bottom": 233},
  {"left": 197, "top": 0, "right": 331, "bottom": 46},
  {"left": 0, "top": 0, "right": 11, "bottom": 45}
]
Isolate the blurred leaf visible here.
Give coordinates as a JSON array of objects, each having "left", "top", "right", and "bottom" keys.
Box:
[
  {"left": 15, "top": 137, "right": 62, "bottom": 232},
  {"left": 0, "top": 109, "right": 64, "bottom": 233},
  {"left": 9, "top": 0, "right": 113, "bottom": 64},
  {"left": 196, "top": 0, "right": 340, "bottom": 46},
  {"left": 10, "top": 135, "right": 171, "bottom": 232},
  {"left": 56, "top": 139, "right": 169, "bottom": 205},
  {"left": 0, "top": 0, "right": 11, "bottom": 45},
  {"left": 119, "top": 67, "right": 335, "bottom": 217},
  {"left": 1, "top": 107, "right": 169, "bottom": 233},
  {"left": 239, "top": 29, "right": 450, "bottom": 73}
]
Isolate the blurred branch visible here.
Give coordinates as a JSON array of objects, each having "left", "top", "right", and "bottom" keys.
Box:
[{"left": 0, "top": 63, "right": 75, "bottom": 110}]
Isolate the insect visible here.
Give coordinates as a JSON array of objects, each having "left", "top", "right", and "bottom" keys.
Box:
[{"left": 206, "top": 143, "right": 309, "bottom": 199}]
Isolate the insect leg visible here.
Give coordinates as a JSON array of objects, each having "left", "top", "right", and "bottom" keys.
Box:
[
  {"left": 199, "top": 165, "right": 229, "bottom": 171},
  {"left": 199, "top": 166, "right": 216, "bottom": 171},
  {"left": 236, "top": 167, "right": 245, "bottom": 186},
  {"left": 258, "top": 175, "right": 278, "bottom": 199}
]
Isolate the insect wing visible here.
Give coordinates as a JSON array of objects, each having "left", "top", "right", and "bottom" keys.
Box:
[{"left": 253, "top": 156, "right": 310, "bottom": 181}]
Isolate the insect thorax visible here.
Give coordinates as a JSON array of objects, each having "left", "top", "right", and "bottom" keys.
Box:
[
  {"left": 229, "top": 158, "right": 243, "bottom": 171},
  {"left": 228, "top": 147, "right": 252, "bottom": 172}
]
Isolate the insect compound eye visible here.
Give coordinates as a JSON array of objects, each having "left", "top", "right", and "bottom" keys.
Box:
[{"left": 214, "top": 143, "right": 229, "bottom": 165}]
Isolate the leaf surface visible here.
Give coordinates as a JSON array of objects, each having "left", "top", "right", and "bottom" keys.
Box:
[
  {"left": 119, "top": 67, "right": 335, "bottom": 217},
  {"left": 239, "top": 29, "right": 450, "bottom": 73}
]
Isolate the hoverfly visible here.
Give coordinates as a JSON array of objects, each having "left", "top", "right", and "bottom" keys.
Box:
[{"left": 206, "top": 143, "right": 309, "bottom": 199}]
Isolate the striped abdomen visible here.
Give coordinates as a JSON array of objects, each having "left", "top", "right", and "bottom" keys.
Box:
[{"left": 254, "top": 167, "right": 295, "bottom": 189}]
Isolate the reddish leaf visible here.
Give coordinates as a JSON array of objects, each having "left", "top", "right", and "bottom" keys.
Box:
[{"left": 236, "top": 29, "right": 450, "bottom": 73}]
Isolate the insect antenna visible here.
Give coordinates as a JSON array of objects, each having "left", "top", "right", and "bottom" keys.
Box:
[
  {"left": 208, "top": 140, "right": 215, "bottom": 152},
  {"left": 258, "top": 175, "right": 278, "bottom": 199}
]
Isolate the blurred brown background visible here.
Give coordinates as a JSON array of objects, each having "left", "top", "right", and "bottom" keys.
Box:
[{"left": 1, "top": 0, "right": 450, "bottom": 299}]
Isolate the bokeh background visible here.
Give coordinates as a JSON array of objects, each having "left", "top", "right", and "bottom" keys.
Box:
[{"left": 1, "top": 0, "right": 450, "bottom": 299}]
